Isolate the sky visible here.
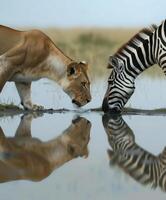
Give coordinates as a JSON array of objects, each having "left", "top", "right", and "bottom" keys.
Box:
[{"left": 1, "top": 0, "right": 166, "bottom": 28}]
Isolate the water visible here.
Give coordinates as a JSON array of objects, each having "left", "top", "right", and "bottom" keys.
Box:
[
  {"left": 0, "top": 76, "right": 166, "bottom": 200},
  {"left": 2, "top": 75, "right": 166, "bottom": 110}
]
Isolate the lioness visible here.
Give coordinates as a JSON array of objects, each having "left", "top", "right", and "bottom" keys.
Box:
[
  {"left": 0, "top": 25, "right": 91, "bottom": 110},
  {"left": 0, "top": 114, "right": 91, "bottom": 182}
]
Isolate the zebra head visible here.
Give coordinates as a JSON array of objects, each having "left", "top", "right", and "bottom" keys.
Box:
[
  {"left": 102, "top": 56, "right": 135, "bottom": 113},
  {"left": 102, "top": 113, "right": 135, "bottom": 151}
]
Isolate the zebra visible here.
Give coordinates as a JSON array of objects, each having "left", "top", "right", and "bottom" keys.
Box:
[
  {"left": 102, "top": 114, "right": 166, "bottom": 191},
  {"left": 102, "top": 19, "right": 166, "bottom": 113}
]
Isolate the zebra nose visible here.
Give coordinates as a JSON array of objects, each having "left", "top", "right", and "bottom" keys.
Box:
[
  {"left": 109, "top": 107, "right": 121, "bottom": 114},
  {"left": 102, "top": 97, "right": 109, "bottom": 112}
]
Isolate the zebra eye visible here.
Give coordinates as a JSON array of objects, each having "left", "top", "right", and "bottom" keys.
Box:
[
  {"left": 108, "top": 81, "right": 112, "bottom": 85},
  {"left": 119, "top": 65, "right": 123, "bottom": 71},
  {"left": 108, "top": 76, "right": 114, "bottom": 83},
  {"left": 108, "top": 80, "right": 115, "bottom": 87},
  {"left": 115, "top": 64, "right": 123, "bottom": 73},
  {"left": 109, "top": 73, "right": 115, "bottom": 81}
]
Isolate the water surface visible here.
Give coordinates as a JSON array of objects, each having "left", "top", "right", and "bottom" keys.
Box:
[{"left": 0, "top": 75, "right": 166, "bottom": 200}]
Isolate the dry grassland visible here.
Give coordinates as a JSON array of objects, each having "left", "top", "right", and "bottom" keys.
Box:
[{"left": 42, "top": 28, "right": 163, "bottom": 79}]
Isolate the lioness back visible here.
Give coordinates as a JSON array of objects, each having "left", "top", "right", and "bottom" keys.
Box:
[{"left": 0, "top": 25, "right": 22, "bottom": 55}]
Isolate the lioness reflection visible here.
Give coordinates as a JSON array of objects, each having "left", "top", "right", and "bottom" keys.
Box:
[
  {"left": 0, "top": 114, "right": 91, "bottom": 182},
  {"left": 102, "top": 114, "right": 166, "bottom": 192}
]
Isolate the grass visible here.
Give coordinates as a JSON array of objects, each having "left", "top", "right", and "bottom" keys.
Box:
[
  {"left": 43, "top": 28, "right": 131, "bottom": 78},
  {"left": 0, "top": 103, "right": 21, "bottom": 111},
  {"left": 42, "top": 27, "right": 164, "bottom": 79}
]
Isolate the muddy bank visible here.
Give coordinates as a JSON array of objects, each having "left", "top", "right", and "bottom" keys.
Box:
[{"left": 1, "top": 106, "right": 166, "bottom": 117}]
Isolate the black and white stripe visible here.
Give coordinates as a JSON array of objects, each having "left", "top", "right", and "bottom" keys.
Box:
[
  {"left": 102, "top": 114, "right": 166, "bottom": 191},
  {"left": 103, "top": 20, "right": 166, "bottom": 113}
]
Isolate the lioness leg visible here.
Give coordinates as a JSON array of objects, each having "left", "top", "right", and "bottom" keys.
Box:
[
  {"left": 0, "top": 59, "right": 15, "bottom": 92},
  {"left": 15, "top": 82, "right": 44, "bottom": 110},
  {"left": 15, "top": 114, "right": 32, "bottom": 137},
  {"left": 15, "top": 113, "right": 43, "bottom": 137}
]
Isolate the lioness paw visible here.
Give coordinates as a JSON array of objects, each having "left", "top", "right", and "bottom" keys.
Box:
[
  {"left": 32, "top": 104, "right": 44, "bottom": 111},
  {"left": 22, "top": 101, "right": 44, "bottom": 111}
]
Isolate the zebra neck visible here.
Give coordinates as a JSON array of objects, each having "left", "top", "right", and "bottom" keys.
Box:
[{"left": 119, "top": 33, "right": 156, "bottom": 79}]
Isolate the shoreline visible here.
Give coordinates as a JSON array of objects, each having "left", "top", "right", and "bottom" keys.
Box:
[{"left": 1, "top": 106, "right": 166, "bottom": 117}]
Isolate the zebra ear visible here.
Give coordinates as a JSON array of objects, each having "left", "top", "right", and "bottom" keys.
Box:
[
  {"left": 108, "top": 56, "right": 124, "bottom": 72},
  {"left": 107, "top": 56, "right": 119, "bottom": 69}
]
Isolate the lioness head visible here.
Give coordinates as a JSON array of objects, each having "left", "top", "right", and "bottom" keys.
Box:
[
  {"left": 62, "top": 61, "right": 91, "bottom": 107},
  {"left": 65, "top": 116, "right": 91, "bottom": 158}
]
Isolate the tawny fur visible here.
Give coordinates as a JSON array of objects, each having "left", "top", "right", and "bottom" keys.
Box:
[
  {"left": 0, "top": 25, "right": 91, "bottom": 109},
  {"left": 0, "top": 114, "right": 91, "bottom": 182}
]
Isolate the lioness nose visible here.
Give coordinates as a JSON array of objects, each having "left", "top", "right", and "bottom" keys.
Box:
[
  {"left": 72, "top": 99, "right": 81, "bottom": 107},
  {"left": 86, "top": 99, "right": 90, "bottom": 103}
]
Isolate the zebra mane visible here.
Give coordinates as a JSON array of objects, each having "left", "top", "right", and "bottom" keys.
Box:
[{"left": 114, "top": 24, "right": 158, "bottom": 57}]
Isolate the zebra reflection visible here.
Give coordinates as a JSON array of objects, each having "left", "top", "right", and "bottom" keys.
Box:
[{"left": 102, "top": 114, "right": 166, "bottom": 191}]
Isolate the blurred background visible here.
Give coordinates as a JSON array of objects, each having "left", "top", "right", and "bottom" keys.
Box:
[
  {"left": 1, "top": 0, "right": 165, "bottom": 28},
  {"left": 1, "top": 0, "right": 166, "bottom": 109},
  {"left": 1, "top": 0, "right": 166, "bottom": 77}
]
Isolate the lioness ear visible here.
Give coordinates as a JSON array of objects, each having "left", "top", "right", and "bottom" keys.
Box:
[
  {"left": 107, "top": 56, "right": 124, "bottom": 72},
  {"left": 67, "top": 63, "right": 80, "bottom": 77},
  {"left": 80, "top": 61, "right": 88, "bottom": 70},
  {"left": 107, "top": 56, "right": 119, "bottom": 69},
  {"left": 80, "top": 61, "right": 87, "bottom": 65}
]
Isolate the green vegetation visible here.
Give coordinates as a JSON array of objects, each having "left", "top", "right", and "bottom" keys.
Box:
[
  {"left": 76, "top": 33, "right": 114, "bottom": 47},
  {"left": 0, "top": 103, "right": 21, "bottom": 111}
]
